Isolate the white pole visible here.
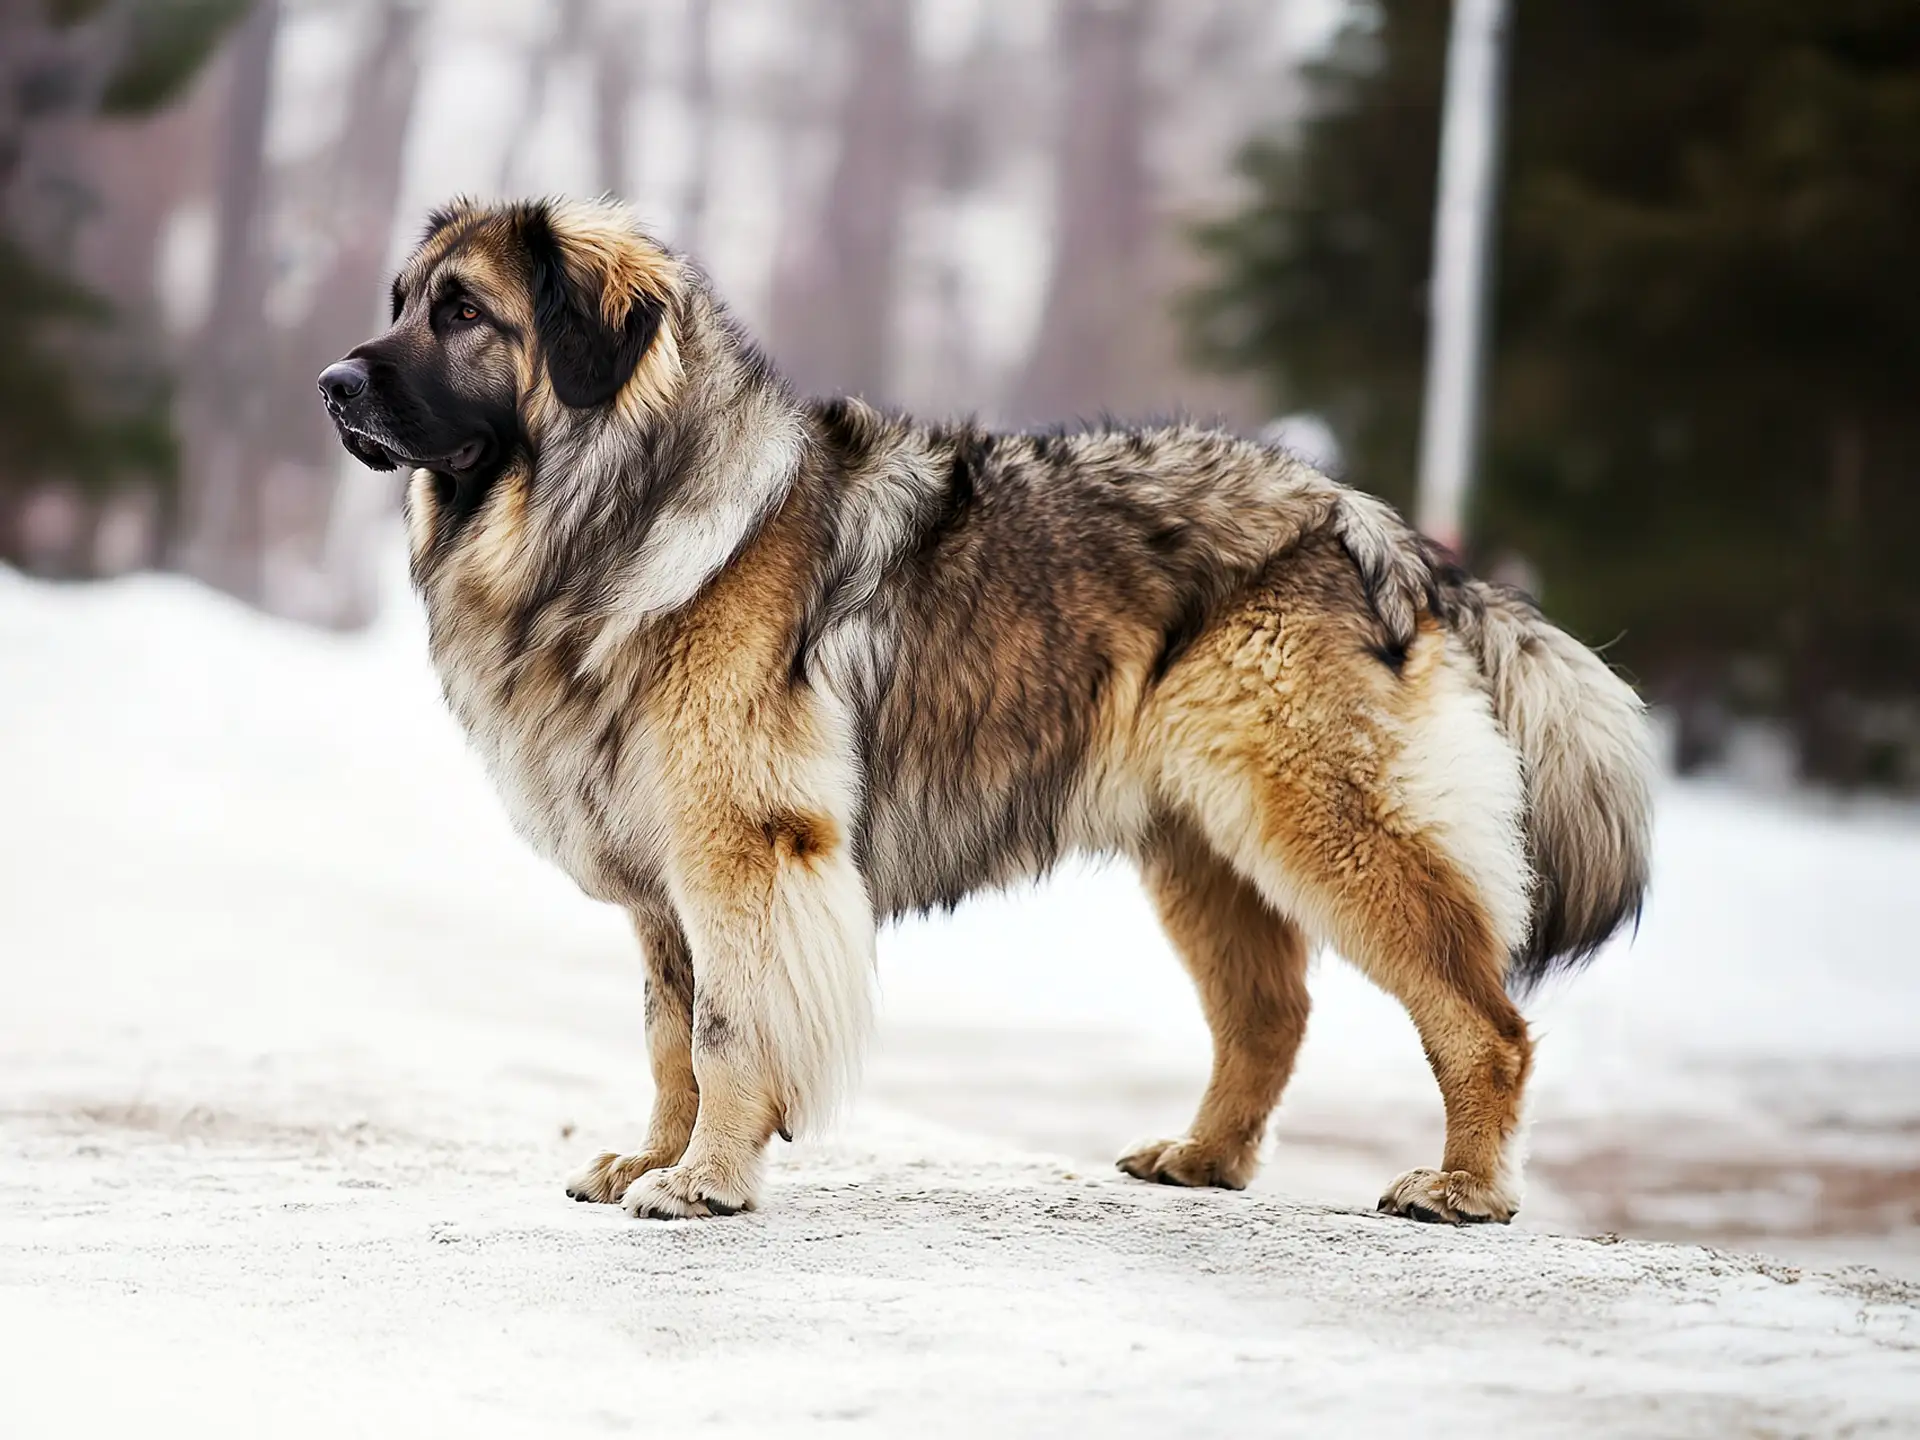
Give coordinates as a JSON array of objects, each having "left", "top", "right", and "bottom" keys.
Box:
[{"left": 1414, "top": 0, "right": 1511, "bottom": 552}]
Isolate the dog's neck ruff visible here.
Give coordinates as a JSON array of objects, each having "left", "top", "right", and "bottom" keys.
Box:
[{"left": 575, "top": 404, "right": 804, "bottom": 674}]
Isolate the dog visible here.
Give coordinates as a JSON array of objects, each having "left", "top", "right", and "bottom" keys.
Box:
[{"left": 320, "top": 197, "right": 1654, "bottom": 1223}]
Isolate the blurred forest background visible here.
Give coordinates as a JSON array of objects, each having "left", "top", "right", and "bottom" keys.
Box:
[{"left": 3, "top": 0, "right": 1917, "bottom": 788}]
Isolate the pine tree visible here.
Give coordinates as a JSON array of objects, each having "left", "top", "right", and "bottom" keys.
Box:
[{"left": 1190, "top": 0, "right": 1920, "bottom": 784}]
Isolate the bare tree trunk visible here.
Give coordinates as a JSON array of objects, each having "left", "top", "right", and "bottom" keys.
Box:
[
  {"left": 74, "top": 77, "right": 223, "bottom": 569},
  {"left": 68, "top": 62, "right": 223, "bottom": 320},
  {"left": 675, "top": 0, "right": 716, "bottom": 256},
  {"left": 284, "top": 0, "right": 425, "bottom": 623},
  {"left": 177, "top": 0, "right": 279, "bottom": 600},
  {"left": 592, "top": 0, "right": 634, "bottom": 197},
  {"left": 500, "top": 0, "right": 591, "bottom": 195},
  {"left": 768, "top": 0, "right": 914, "bottom": 402},
  {"left": 1016, "top": 0, "right": 1153, "bottom": 423},
  {"left": 593, "top": 54, "right": 630, "bottom": 197},
  {"left": 177, "top": 0, "right": 425, "bottom": 621}
]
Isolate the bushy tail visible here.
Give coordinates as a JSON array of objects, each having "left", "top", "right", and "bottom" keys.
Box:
[{"left": 1444, "top": 572, "right": 1657, "bottom": 995}]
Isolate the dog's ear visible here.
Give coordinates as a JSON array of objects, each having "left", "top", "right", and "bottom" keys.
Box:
[{"left": 519, "top": 204, "right": 665, "bottom": 409}]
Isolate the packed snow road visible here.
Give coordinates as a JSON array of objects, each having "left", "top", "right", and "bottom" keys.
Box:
[
  {"left": 3, "top": 565, "right": 1919, "bottom": 1435},
  {"left": 4, "top": 1104, "right": 1917, "bottom": 1438}
]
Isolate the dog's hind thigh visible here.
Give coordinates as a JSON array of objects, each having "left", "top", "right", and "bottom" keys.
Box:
[
  {"left": 564, "top": 900, "right": 701, "bottom": 1204},
  {"left": 1150, "top": 577, "right": 1534, "bottom": 1222},
  {"left": 1118, "top": 820, "right": 1309, "bottom": 1190}
]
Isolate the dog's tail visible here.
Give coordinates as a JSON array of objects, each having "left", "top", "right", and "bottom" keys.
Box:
[{"left": 1438, "top": 560, "right": 1657, "bottom": 996}]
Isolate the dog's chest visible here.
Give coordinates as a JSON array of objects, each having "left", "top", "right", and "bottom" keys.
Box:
[{"left": 429, "top": 622, "right": 667, "bottom": 907}]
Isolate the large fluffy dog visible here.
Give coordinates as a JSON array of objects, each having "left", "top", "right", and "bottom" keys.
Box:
[{"left": 320, "top": 197, "right": 1654, "bottom": 1223}]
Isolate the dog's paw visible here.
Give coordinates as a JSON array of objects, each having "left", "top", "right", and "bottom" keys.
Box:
[
  {"left": 1116, "top": 1136, "right": 1256, "bottom": 1191},
  {"left": 565, "top": 1149, "right": 679, "bottom": 1205},
  {"left": 1377, "top": 1167, "right": 1517, "bottom": 1225},
  {"left": 620, "top": 1157, "right": 758, "bottom": 1219}
]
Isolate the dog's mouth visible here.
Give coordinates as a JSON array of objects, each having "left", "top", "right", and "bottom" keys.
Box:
[
  {"left": 332, "top": 414, "right": 489, "bottom": 476},
  {"left": 441, "top": 437, "right": 488, "bottom": 473}
]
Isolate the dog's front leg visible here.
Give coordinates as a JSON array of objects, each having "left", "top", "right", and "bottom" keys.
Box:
[
  {"left": 620, "top": 805, "right": 874, "bottom": 1219},
  {"left": 565, "top": 899, "right": 700, "bottom": 1204}
]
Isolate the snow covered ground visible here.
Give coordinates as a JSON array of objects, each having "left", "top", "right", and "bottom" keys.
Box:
[{"left": 3, "top": 559, "right": 1919, "bottom": 1435}]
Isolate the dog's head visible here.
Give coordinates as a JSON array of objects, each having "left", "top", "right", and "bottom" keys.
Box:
[{"left": 319, "top": 198, "right": 682, "bottom": 486}]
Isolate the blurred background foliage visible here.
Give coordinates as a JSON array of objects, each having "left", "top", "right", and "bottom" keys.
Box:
[
  {"left": 0, "top": 232, "right": 175, "bottom": 492},
  {"left": 1191, "top": 0, "right": 1920, "bottom": 785},
  {"left": 1, "top": 0, "right": 249, "bottom": 555},
  {"left": 2, "top": 0, "right": 1917, "bottom": 787}
]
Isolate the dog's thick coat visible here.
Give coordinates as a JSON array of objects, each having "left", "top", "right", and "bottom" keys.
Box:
[{"left": 323, "top": 198, "right": 1655, "bottom": 1222}]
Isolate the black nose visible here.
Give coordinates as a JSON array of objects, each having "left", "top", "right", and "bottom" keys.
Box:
[{"left": 318, "top": 358, "right": 369, "bottom": 405}]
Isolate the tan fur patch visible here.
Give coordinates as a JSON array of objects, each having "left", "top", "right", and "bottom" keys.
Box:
[
  {"left": 765, "top": 810, "right": 840, "bottom": 869},
  {"left": 614, "top": 314, "right": 683, "bottom": 426},
  {"left": 404, "top": 468, "right": 437, "bottom": 563},
  {"left": 453, "top": 461, "right": 532, "bottom": 600},
  {"left": 545, "top": 198, "right": 682, "bottom": 324}
]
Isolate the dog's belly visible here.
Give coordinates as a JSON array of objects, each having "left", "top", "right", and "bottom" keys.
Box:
[
  {"left": 857, "top": 762, "right": 1152, "bottom": 921},
  {"left": 859, "top": 803, "right": 1040, "bottom": 918}
]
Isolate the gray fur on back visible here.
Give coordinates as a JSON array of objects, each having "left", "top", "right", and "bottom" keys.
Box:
[{"left": 786, "top": 399, "right": 1424, "bottom": 918}]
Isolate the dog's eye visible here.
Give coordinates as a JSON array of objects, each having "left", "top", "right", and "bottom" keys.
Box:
[{"left": 455, "top": 302, "right": 481, "bottom": 324}]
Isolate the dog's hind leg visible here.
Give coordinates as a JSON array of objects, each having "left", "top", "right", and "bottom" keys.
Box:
[
  {"left": 565, "top": 900, "right": 701, "bottom": 1204},
  {"left": 1149, "top": 563, "right": 1535, "bottom": 1223},
  {"left": 1357, "top": 914, "right": 1533, "bottom": 1225},
  {"left": 1118, "top": 819, "right": 1310, "bottom": 1190},
  {"left": 1170, "top": 756, "right": 1534, "bottom": 1222}
]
